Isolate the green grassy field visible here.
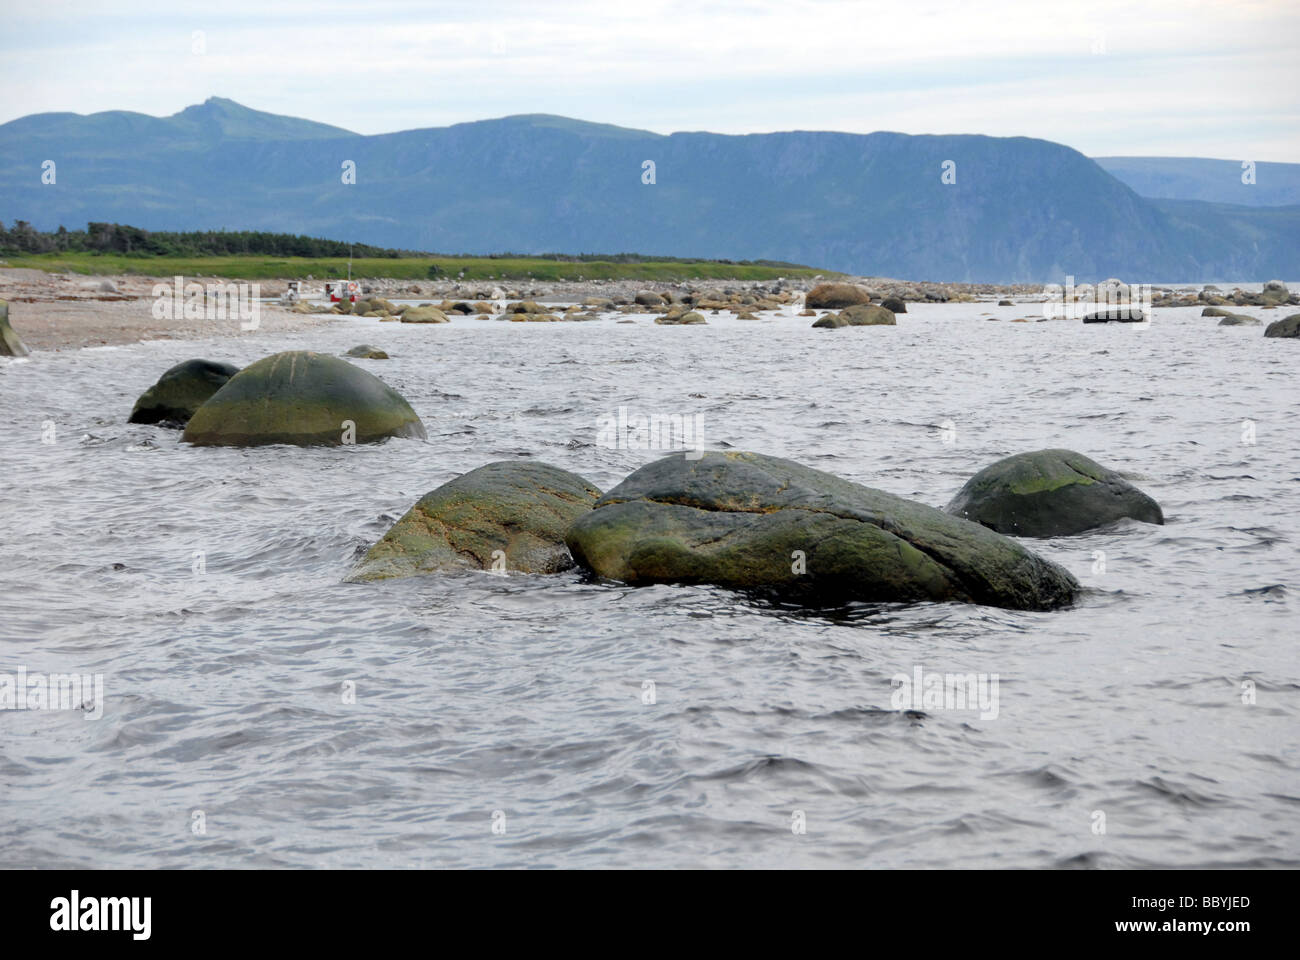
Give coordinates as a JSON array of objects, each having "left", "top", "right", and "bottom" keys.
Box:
[{"left": 2, "top": 252, "right": 835, "bottom": 282}]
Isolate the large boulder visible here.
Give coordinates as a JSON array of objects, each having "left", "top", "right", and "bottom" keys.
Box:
[
  {"left": 1264, "top": 314, "right": 1300, "bottom": 338},
  {"left": 945, "top": 449, "right": 1163, "bottom": 537},
  {"left": 400, "top": 305, "right": 449, "bottom": 323},
  {"left": 1261, "top": 280, "right": 1290, "bottom": 305},
  {"left": 806, "top": 283, "right": 873, "bottom": 309},
  {"left": 881, "top": 296, "right": 907, "bottom": 313},
  {"left": 183, "top": 350, "right": 426, "bottom": 446},
  {"left": 811, "top": 313, "right": 850, "bottom": 328},
  {"left": 0, "top": 300, "right": 30, "bottom": 357},
  {"left": 635, "top": 290, "right": 666, "bottom": 306},
  {"left": 565, "top": 451, "right": 1078, "bottom": 611},
  {"left": 128, "top": 359, "right": 240, "bottom": 426},
  {"left": 840, "top": 304, "right": 896, "bottom": 326},
  {"left": 348, "top": 461, "right": 601, "bottom": 581}
]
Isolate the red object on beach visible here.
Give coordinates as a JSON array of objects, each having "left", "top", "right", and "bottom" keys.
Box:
[{"left": 325, "top": 281, "right": 357, "bottom": 303}]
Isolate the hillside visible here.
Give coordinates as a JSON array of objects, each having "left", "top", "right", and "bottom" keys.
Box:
[{"left": 2, "top": 99, "right": 1296, "bottom": 282}]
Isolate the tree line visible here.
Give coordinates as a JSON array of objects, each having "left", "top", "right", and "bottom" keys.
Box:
[
  {"left": 0, "top": 220, "right": 809, "bottom": 269},
  {"left": 0, "top": 221, "right": 411, "bottom": 258}
]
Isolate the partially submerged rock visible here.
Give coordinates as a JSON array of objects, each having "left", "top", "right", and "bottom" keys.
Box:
[
  {"left": 1081, "top": 305, "right": 1148, "bottom": 322},
  {"left": 881, "top": 297, "right": 907, "bottom": 313},
  {"left": 655, "top": 311, "right": 706, "bottom": 325},
  {"left": 183, "top": 350, "right": 425, "bottom": 446},
  {"left": 1261, "top": 280, "right": 1291, "bottom": 305},
  {"left": 840, "top": 304, "right": 896, "bottom": 326},
  {"left": 129, "top": 358, "right": 240, "bottom": 426},
  {"left": 344, "top": 344, "right": 389, "bottom": 358},
  {"left": 1, "top": 300, "right": 31, "bottom": 357},
  {"left": 811, "top": 313, "right": 849, "bottom": 328},
  {"left": 806, "top": 283, "right": 873, "bottom": 309},
  {"left": 1264, "top": 314, "right": 1300, "bottom": 338},
  {"left": 348, "top": 461, "right": 601, "bottom": 580},
  {"left": 400, "top": 305, "right": 450, "bottom": 323},
  {"left": 566, "top": 451, "right": 1078, "bottom": 610},
  {"left": 1217, "top": 314, "right": 1260, "bottom": 326},
  {"left": 946, "top": 449, "right": 1163, "bottom": 537}
]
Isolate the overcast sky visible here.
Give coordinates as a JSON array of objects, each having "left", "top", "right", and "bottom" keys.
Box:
[{"left": 2, "top": 0, "right": 1297, "bottom": 160}]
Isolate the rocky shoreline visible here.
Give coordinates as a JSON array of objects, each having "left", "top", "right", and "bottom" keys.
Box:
[{"left": 3, "top": 266, "right": 1297, "bottom": 351}]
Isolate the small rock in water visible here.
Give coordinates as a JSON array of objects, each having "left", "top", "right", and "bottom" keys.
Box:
[
  {"left": 344, "top": 344, "right": 389, "bottom": 359},
  {"left": 945, "top": 449, "right": 1164, "bottom": 537}
]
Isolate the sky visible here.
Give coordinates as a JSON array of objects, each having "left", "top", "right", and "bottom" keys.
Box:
[{"left": 1, "top": 0, "right": 1298, "bottom": 160}]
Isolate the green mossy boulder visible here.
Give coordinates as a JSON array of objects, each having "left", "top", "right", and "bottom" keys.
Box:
[
  {"left": 946, "top": 449, "right": 1163, "bottom": 537},
  {"left": 344, "top": 344, "right": 389, "bottom": 359},
  {"left": 811, "top": 313, "right": 849, "bottom": 328},
  {"left": 348, "top": 461, "right": 601, "bottom": 580},
  {"left": 840, "top": 304, "right": 896, "bottom": 326},
  {"left": 128, "top": 358, "right": 240, "bottom": 426},
  {"left": 565, "top": 451, "right": 1078, "bottom": 610},
  {"left": 358, "top": 297, "right": 396, "bottom": 314},
  {"left": 1264, "top": 314, "right": 1300, "bottom": 338},
  {"left": 1, "top": 300, "right": 31, "bottom": 357},
  {"left": 806, "top": 283, "right": 873, "bottom": 309},
  {"left": 182, "top": 350, "right": 425, "bottom": 446}
]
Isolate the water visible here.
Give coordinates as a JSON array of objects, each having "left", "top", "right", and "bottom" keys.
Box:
[{"left": 1, "top": 303, "right": 1296, "bottom": 869}]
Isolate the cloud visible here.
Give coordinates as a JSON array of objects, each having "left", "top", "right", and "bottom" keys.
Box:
[{"left": 2, "top": 0, "right": 1297, "bottom": 158}]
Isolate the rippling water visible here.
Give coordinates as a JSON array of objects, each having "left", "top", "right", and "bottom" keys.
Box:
[{"left": 1, "top": 303, "right": 1297, "bottom": 868}]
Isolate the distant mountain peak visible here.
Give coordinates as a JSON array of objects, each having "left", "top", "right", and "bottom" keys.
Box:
[{"left": 168, "top": 97, "right": 356, "bottom": 140}]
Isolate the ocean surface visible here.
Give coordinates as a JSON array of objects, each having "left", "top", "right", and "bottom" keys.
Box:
[{"left": 1, "top": 301, "right": 1297, "bottom": 869}]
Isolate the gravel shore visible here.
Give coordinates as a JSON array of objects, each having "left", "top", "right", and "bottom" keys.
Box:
[
  {"left": 2, "top": 266, "right": 1241, "bottom": 352},
  {"left": 0, "top": 269, "right": 337, "bottom": 351}
]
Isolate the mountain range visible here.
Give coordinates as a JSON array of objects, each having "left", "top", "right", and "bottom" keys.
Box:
[{"left": 1, "top": 97, "right": 1296, "bottom": 282}]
